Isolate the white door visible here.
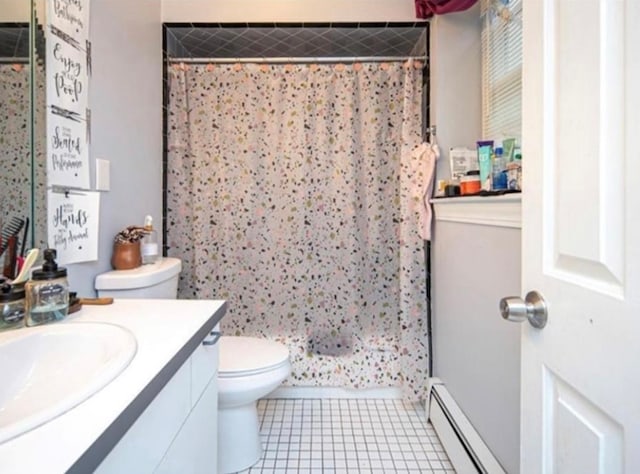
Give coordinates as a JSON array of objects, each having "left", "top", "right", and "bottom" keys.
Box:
[{"left": 516, "top": 0, "right": 640, "bottom": 472}]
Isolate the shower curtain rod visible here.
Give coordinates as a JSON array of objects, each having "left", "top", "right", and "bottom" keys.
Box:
[{"left": 169, "top": 55, "right": 427, "bottom": 65}]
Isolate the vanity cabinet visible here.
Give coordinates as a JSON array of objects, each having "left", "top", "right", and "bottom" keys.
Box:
[{"left": 95, "top": 325, "right": 220, "bottom": 474}]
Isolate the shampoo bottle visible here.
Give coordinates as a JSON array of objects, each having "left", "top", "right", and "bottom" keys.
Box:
[{"left": 141, "top": 215, "right": 159, "bottom": 264}]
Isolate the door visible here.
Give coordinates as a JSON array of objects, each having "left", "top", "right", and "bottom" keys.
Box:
[{"left": 519, "top": 0, "right": 640, "bottom": 472}]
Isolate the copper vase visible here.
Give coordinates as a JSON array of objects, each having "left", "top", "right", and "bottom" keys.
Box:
[{"left": 111, "top": 241, "right": 142, "bottom": 270}]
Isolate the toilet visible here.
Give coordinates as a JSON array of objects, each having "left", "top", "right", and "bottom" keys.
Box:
[
  {"left": 217, "top": 336, "right": 291, "bottom": 474},
  {"left": 94, "top": 257, "right": 182, "bottom": 299},
  {"left": 94, "top": 257, "right": 291, "bottom": 474}
]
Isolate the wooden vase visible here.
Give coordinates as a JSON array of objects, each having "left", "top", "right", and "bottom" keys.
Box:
[{"left": 111, "top": 241, "right": 142, "bottom": 270}]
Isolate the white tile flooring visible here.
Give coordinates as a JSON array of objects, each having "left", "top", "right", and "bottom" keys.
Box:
[{"left": 235, "top": 399, "right": 455, "bottom": 474}]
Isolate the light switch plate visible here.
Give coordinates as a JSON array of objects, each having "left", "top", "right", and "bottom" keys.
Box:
[{"left": 96, "top": 159, "right": 110, "bottom": 191}]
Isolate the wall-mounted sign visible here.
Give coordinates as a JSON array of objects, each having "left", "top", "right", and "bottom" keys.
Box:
[
  {"left": 46, "top": 26, "right": 89, "bottom": 115},
  {"left": 45, "top": 0, "right": 91, "bottom": 189},
  {"left": 46, "top": 0, "right": 94, "bottom": 254},
  {"left": 47, "top": 106, "right": 90, "bottom": 189},
  {"left": 47, "top": 0, "right": 90, "bottom": 41},
  {"left": 47, "top": 190, "right": 100, "bottom": 265}
]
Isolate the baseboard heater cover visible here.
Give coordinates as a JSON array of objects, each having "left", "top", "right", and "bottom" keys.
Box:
[{"left": 427, "top": 378, "right": 506, "bottom": 474}]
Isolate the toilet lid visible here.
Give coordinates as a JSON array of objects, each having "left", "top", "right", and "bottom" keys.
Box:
[{"left": 219, "top": 336, "right": 289, "bottom": 376}]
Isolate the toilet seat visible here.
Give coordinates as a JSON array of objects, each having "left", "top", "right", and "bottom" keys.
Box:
[{"left": 219, "top": 336, "right": 289, "bottom": 378}]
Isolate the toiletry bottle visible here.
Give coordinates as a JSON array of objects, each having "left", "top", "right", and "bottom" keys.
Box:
[
  {"left": 141, "top": 215, "right": 159, "bottom": 264},
  {"left": 492, "top": 146, "right": 507, "bottom": 190},
  {"left": 25, "top": 249, "right": 69, "bottom": 326},
  {"left": 0, "top": 279, "right": 26, "bottom": 331}
]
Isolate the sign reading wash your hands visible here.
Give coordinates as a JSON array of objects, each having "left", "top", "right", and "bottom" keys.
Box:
[
  {"left": 47, "top": 191, "right": 100, "bottom": 265},
  {"left": 46, "top": 0, "right": 91, "bottom": 190}
]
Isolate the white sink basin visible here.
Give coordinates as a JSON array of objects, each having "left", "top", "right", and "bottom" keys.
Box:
[{"left": 0, "top": 322, "right": 137, "bottom": 444}]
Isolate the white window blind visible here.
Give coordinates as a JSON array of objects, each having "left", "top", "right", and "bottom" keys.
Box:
[{"left": 481, "top": 0, "right": 523, "bottom": 140}]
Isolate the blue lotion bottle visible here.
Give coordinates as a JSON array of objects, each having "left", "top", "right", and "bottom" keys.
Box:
[{"left": 492, "top": 147, "right": 508, "bottom": 190}]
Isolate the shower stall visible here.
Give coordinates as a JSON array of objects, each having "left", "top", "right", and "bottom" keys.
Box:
[{"left": 163, "top": 23, "right": 431, "bottom": 400}]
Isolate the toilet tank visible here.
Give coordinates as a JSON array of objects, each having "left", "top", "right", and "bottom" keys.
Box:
[{"left": 94, "top": 258, "right": 182, "bottom": 299}]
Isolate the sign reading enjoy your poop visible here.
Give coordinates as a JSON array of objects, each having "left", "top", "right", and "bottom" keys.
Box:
[{"left": 47, "top": 190, "right": 100, "bottom": 265}]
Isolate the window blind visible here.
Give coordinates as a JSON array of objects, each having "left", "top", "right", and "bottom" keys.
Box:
[{"left": 481, "top": 0, "right": 523, "bottom": 140}]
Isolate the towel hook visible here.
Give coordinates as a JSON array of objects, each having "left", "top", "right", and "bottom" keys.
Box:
[{"left": 428, "top": 125, "right": 438, "bottom": 146}]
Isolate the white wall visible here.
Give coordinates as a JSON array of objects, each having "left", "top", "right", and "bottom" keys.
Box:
[
  {"left": 0, "top": 0, "right": 29, "bottom": 22},
  {"left": 429, "top": 4, "right": 481, "bottom": 181},
  {"left": 432, "top": 215, "right": 521, "bottom": 474},
  {"left": 162, "top": 0, "right": 417, "bottom": 22},
  {"left": 66, "top": 0, "right": 162, "bottom": 295}
]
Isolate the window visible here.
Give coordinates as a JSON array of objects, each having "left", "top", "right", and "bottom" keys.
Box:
[{"left": 481, "top": 0, "right": 523, "bottom": 140}]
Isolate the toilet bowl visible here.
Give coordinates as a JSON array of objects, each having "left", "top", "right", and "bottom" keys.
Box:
[{"left": 217, "top": 336, "right": 291, "bottom": 474}]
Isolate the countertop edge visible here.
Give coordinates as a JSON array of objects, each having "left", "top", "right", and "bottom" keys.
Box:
[{"left": 67, "top": 301, "right": 228, "bottom": 474}]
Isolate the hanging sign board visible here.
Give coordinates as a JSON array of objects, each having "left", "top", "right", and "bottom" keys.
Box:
[
  {"left": 46, "top": 27, "right": 89, "bottom": 115},
  {"left": 46, "top": 106, "right": 90, "bottom": 189},
  {"left": 47, "top": 0, "right": 90, "bottom": 41},
  {"left": 47, "top": 190, "right": 100, "bottom": 265}
]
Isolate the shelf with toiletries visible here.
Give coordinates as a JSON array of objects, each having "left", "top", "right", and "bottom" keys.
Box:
[{"left": 436, "top": 138, "right": 522, "bottom": 199}]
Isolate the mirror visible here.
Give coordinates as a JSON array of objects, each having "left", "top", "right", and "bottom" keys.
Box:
[
  {"left": 0, "top": 0, "right": 48, "bottom": 275},
  {"left": 0, "top": 0, "right": 31, "bottom": 270}
]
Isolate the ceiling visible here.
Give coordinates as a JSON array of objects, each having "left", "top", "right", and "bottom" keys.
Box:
[{"left": 166, "top": 23, "right": 428, "bottom": 60}]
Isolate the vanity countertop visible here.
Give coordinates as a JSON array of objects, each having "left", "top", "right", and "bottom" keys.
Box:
[{"left": 0, "top": 298, "right": 227, "bottom": 474}]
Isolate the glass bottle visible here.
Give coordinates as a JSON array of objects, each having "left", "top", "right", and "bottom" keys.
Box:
[
  {"left": 141, "top": 215, "right": 159, "bottom": 264},
  {"left": 0, "top": 279, "right": 26, "bottom": 331},
  {"left": 25, "top": 249, "right": 69, "bottom": 326}
]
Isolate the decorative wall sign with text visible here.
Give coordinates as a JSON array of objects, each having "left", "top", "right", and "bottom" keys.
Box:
[
  {"left": 47, "top": 190, "right": 100, "bottom": 265},
  {"left": 47, "top": 0, "right": 90, "bottom": 41},
  {"left": 47, "top": 107, "right": 90, "bottom": 188},
  {"left": 46, "top": 27, "right": 89, "bottom": 115},
  {"left": 45, "top": 0, "right": 91, "bottom": 189}
]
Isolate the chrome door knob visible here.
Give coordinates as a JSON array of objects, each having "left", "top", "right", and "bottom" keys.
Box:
[{"left": 500, "top": 291, "right": 548, "bottom": 329}]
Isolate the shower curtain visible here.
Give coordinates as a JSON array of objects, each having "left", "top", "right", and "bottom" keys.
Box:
[
  {"left": 0, "top": 64, "right": 30, "bottom": 225},
  {"left": 167, "top": 61, "right": 429, "bottom": 399}
]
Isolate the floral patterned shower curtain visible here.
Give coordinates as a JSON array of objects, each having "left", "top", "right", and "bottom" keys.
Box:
[{"left": 167, "top": 61, "right": 429, "bottom": 399}]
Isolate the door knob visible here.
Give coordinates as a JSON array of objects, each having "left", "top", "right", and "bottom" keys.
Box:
[{"left": 500, "top": 291, "right": 548, "bottom": 329}]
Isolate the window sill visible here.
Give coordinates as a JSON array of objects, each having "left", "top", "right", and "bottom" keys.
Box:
[{"left": 431, "top": 193, "right": 522, "bottom": 229}]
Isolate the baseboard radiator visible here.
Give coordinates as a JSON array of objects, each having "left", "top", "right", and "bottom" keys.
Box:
[{"left": 427, "top": 378, "right": 506, "bottom": 474}]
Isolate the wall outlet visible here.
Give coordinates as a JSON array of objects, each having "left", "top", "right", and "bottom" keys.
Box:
[{"left": 96, "top": 159, "right": 110, "bottom": 191}]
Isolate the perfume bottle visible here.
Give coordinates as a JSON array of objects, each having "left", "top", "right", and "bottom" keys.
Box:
[
  {"left": 141, "top": 215, "right": 159, "bottom": 264},
  {"left": 25, "top": 249, "right": 69, "bottom": 326}
]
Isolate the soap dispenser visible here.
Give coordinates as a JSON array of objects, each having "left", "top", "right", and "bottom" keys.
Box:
[{"left": 25, "top": 249, "right": 69, "bottom": 326}]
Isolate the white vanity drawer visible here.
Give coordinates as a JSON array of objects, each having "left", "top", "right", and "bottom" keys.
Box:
[
  {"left": 155, "top": 374, "right": 218, "bottom": 474},
  {"left": 95, "top": 359, "right": 191, "bottom": 474},
  {"left": 190, "top": 323, "right": 220, "bottom": 406}
]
